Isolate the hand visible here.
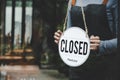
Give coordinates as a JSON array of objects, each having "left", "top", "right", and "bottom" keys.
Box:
[
  {"left": 90, "top": 35, "right": 101, "bottom": 51},
  {"left": 54, "top": 30, "right": 63, "bottom": 44}
]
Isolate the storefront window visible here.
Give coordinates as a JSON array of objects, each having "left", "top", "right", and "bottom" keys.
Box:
[{"left": 4, "top": 0, "right": 33, "bottom": 52}]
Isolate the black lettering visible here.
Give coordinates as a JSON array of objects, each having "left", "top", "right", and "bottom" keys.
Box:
[
  {"left": 60, "top": 39, "right": 88, "bottom": 55},
  {"left": 79, "top": 41, "right": 83, "bottom": 54},
  {"left": 69, "top": 40, "right": 74, "bottom": 53},
  {"left": 74, "top": 41, "right": 78, "bottom": 54},
  {"left": 83, "top": 42, "right": 88, "bottom": 55},
  {"left": 60, "top": 39, "right": 65, "bottom": 52},
  {"left": 65, "top": 40, "right": 68, "bottom": 53}
]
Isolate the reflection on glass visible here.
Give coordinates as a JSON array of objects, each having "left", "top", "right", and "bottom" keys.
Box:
[
  {"left": 14, "top": 0, "right": 22, "bottom": 49},
  {"left": 25, "top": 0, "right": 32, "bottom": 47},
  {"left": 4, "top": 0, "right": 33, "bottom": 56},
  {"left": 5, "top": 0, "right": 12, "bottom": 35},
  {"left": 5, "top": 0, "right": 12, "bottom": 55}
]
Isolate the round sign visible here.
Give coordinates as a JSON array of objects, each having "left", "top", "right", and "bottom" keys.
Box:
[{"left": 58, "top": 27, "right": 90, "bottom": 67}]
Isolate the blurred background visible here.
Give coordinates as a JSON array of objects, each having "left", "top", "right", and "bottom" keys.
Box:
[
  {"left": 0, "top": 0, "right": 69, "bottom": 80},
  {"left": 0, "top": 0, "right": 120, "bottom": 80}
]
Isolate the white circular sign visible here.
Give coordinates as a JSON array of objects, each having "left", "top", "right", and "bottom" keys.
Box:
[{"left": 58, "top": 27, "right": 90, "bottom": 67}]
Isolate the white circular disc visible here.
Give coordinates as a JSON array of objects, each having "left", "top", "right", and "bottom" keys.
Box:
[{"left": 58, "top": 27, "right": 90, "bottom": 67}]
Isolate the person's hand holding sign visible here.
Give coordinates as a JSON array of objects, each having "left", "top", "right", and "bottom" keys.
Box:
[
  {"left": 90, "top": 35, "right": 101, "bottom": 51},
  {"left": 54, "top": 30, "right": 63, "bottom": 44},
  {"left": 53, "top": 28, "right": 102, "bottom": 67}
]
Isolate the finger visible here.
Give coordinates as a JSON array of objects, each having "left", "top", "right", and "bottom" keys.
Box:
[
  {"left": 90, "top": 40, "right": 100, "bottom": 44},
  {"left": 90, "top": 44, "right": 99, "bottom": 50},
  {"left": 90, "top": 43, "right": 100, "bottom": 47},
  {"left": 54, "top": 40, "right": 59, "bottom": 44},
  {"left": 54, "top": 32, "right": 61, "bottom": 37},
  {"left": 90, "top": 47, "right": 98, "bottom": 50},
  {"left": 54, "top": 35, "right": 60, "bottom": 40},
  {"left": 90, "top": 35, "right": 100, "bottom": 40},
  {"left": 90, "top": 37, "right": 100, "bottom": 40},
  {"left": 57, "top": 30, "right": 62, "bottom": 34},
  {"left": 90, "top": 35, "right": 94, "bottom": 39}
]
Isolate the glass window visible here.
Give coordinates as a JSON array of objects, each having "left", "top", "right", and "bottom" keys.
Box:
[
  {"left": 25, "top": 0, "right": 32, "bottom": 46},
  {"left": 5, "top": 0, "right": 12, "bottom": 35},
  {"left": 14, "top": 0, "right": 22, "bottom": 49}
]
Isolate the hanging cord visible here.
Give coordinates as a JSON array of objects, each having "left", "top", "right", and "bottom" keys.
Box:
[
  {"left": 63, "top": 0, "right": 88, "bottom": 36},
  {"left": 63, "top": 10, "right": 68, "bottom": 31},
  {"left": 63, "top": 0, "right": 71, "bottom": 31},
  {"left": 79, "top": 0, "right": 88, "bottom": 36}
]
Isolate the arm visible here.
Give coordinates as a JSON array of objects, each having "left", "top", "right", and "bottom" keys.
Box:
[
  {"left": 99, "top": 0, "right": 118, "bottom": 55},
  {"left": 91, "top": 0, "right": 118, "bottom": 55},
  {"left": 90, "top": 37, "right": 117, "bottom": 55},
  {"left": 99, "top": 38, "right": 117, "bottom": 55}
]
